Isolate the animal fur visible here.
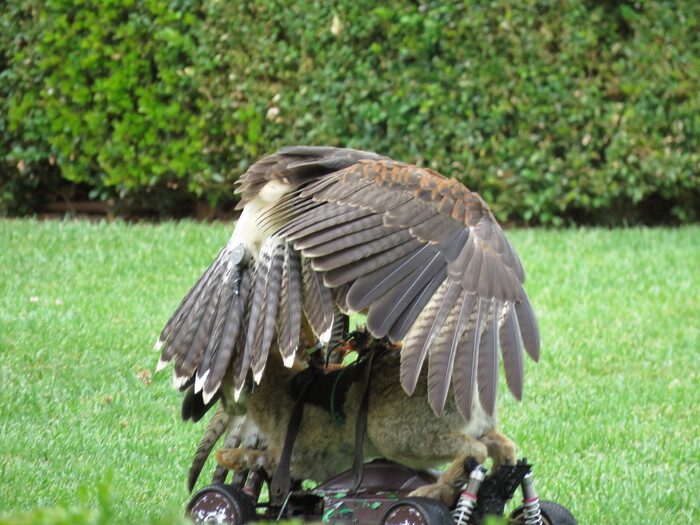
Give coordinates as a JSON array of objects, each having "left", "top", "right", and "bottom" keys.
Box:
[{"left": 216, "top": 340, "right": 515, "bottom": 506}]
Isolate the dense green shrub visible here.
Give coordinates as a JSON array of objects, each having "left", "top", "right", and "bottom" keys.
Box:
[
  {"left": 2, "top": 0, "right": 699, "bottom": 223},
  {"left": 1, "top": 0, "right": 212, "bottom": 216}
]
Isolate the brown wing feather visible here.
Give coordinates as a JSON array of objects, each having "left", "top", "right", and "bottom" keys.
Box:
[
  {"left": 301, "top": 257, "right": 334, "bottom": 340},
  {"left": 427, "top": 290, "right": 476, "bottom": 415},
  {"left": 202, "top": 265, "right": 252, "bottom": 401},
  {"left": 366, "top": 259, "right": 447, "bottom": 338},
  {"left": 385, "top": 270, "right": 443, "bottom": 342},
  {"left": 411, "top": 282, "right": 462, "bottom": 398},
  {"left": 236, "top": 275, "right": 265, "bottom": 389},
  {"left": 158, "top": 146, "right": 539, "bottom": 431},
  {"left": 400, "top": 279, "right": 454, "bottom": 395},
  {"left": 265, "top": 155, "right": 538, "bottom": 416},
  {"left": 312, "top": 230, "right": 416, "bottom": 278},
  {"left": 346, "top": 243, "right": 438, "bottom": 312},
  {"left": 452, "top": 296, "right": 485, "bottom": 420},
  {"left": 515, "top": 295, "right": 540, "bottom": 362},
  {"left": 292, "top": 214, "right": 384, "bottom": 251},
  {"left": 157, "top": 246, "right": 236, "bottom": 388},
  {"left": 277, "top": 243, "right": 302, "bottom": 363},
  {"left": 477, "top": 301, "right": 500, "bottom": 416},
  {"left": 251, "top": 238, "right": 286, "bottom": 380},
  {"left": 280, "top": 206, "right": 373, "bottom": 239},
  {"left": 499, "top": 303, "right": 525, "bottom": 400}
]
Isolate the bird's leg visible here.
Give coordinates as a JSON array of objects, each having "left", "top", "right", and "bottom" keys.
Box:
[
  {"left": 407, "top": 432, "right": 488, "bottom": 507},
  {"left": 478, "top": 428, "right": 516, "bottom": 472},
  {"left": 216, "top": 447, "right": 279, "bottom": 474}
]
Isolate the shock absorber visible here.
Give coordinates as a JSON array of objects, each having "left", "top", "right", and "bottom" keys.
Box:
[
  {"left": 452, "top": 463, "right": 487, "bottom": 525},
  {"left": 242, "top": 469, "right": 265, "bottom": 501},
  {"left": 520, "top": 471, "right": 543, "bottom": 525}
]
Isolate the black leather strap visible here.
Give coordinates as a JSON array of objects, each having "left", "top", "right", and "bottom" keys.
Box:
[
  {"left": 271, "top": 344, "right": 379, "bottom": 500},
  {"left": 351, "top": 350, "right": 376, "bottom": 493},
  {"left": 270, "top": 374, "right": 312, "bottom": 505}
]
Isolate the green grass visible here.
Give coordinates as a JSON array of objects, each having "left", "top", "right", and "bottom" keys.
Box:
[{"left": 1, "top": 220, "right": 698, "bottom": 523}]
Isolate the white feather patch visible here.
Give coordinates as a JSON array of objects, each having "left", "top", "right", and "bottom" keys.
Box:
[
  {"left": 202, "top": 387, "right": 216, "bottom": 405},
  {"left": 153, "top": 338, "right": 165, "bottom": 352},
  {"left": 259, "top": 178, "right": 294, "bottom": 203},
  {"left": 155, "top": 356, "right": 169, "bottom": 372},
  {"left": 319, "top": 324, "right": 333, "bottom": 344},
  {"left": 234, "top": 384, "right": 244, "bottom": 402},
  {"left": 229, "top": 185, "right": 291, "bottom": 257},
  {"left": 228, "top": 205, "right": 265, "bottom": 256},
  {"left": 194, "top": 368, "right": 210, "bottom": 394},
  {"left": 173, "top": 372, "right": 190, "bottom": 389},
  {"left": 253, "top": 367, "right": 265, "bottom": 384},
  {"left": 282, "top": 353, "right": 295, "bottom": 368}
]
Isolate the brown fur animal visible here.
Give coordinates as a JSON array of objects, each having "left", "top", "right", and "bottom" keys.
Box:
[{"left": 216, "top": 339, "right": 515, "bottom": 507}]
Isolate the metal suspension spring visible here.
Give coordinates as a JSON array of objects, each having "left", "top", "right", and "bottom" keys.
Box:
[
  {"left": 452, "top": 464, "right": 486, "bottom": 525},
  {"left": 520, "top": 471, "right": 543, "bottom": 525},
  {"left": 452, "top": 491, "right": 477, "bottom": 525}
]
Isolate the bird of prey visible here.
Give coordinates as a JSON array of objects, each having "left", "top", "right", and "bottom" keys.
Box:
[{"left": 155, "top": 146, "right": 540, "bottom": 497}]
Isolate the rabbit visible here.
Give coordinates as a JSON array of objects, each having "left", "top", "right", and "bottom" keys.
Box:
[{"left": 215, "top": 335, "right": 516, "bottom": 507}]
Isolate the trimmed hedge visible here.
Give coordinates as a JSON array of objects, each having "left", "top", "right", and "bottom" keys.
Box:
[
  {"left": 1, "top": 0, "right": 208, "bottom": 216},
  {"left": 2, "top": 0, "right": 699, "bottom": 223}
]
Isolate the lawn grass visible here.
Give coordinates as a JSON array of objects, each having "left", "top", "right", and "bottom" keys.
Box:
[{"left": 1, "top": 219, "right": 698, "bottom": 524}]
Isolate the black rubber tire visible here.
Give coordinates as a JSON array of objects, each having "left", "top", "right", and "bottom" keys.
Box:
[
  {"left": 509, "top": 499, "right": 577, "bottom": 525},
  {"left": 381, "top": 496, "right": 454, "bottom": 525},
  {"left": 186, "top": 483, "right": 256, "bottom": 524}
]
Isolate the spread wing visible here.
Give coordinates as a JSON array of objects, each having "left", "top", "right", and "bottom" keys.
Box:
[{"left": 155, "top": 145, "right": 539, "bottom": 427}]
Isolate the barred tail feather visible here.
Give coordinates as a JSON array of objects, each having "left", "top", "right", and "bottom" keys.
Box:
[
  {"left": 187, "top": 404, "right": 234, "bottom": 492},
  {"left": 277, "top": 244, "right": 302, "bottom": 365},
  {"left": 499, "top": 303, "right": 525, "bottom": 401},
  {"left": 515, "top": 294, "right": 540, "bottom": 362},
  {"left": 202, "top": 264, "right": 253, "bottom": 403},
  {"left": 252, "top": 239, "right": 285, "bottom": 380},
  {"left": 400, "top": 279, "right": 453, "bottom": 396},
  {"left": 427, "top": 292, "right": 476, "bottom": 415},
  {"left": 301, "top": 258, "right": 334, "bottom": 341},
  {"left": 477, "top": 300, "right": 500, "bottom": 416},
  {"left": 166, "top": 254, "right": 229, "bottom": 386},
  {"left": 453, "top": 297, "right": 486, "bottom": 420}
]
